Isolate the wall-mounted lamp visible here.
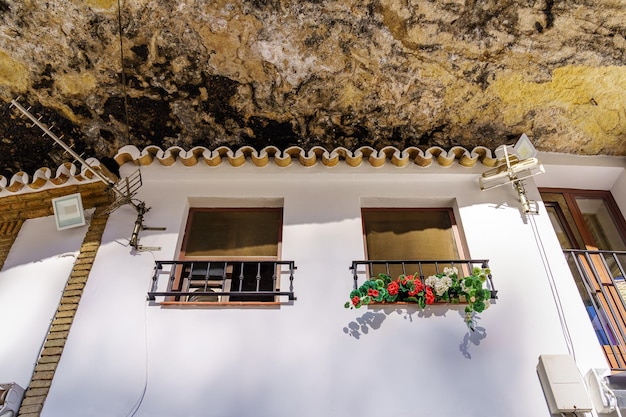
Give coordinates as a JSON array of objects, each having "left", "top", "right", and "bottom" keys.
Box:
[
  {"left": 52, "top": 193, "right": 86, "bottom": 230},
  {"left": 479, "top": 134, "right": 545, "bottom": 214}
]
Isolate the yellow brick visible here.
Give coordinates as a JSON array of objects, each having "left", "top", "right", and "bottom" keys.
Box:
[
  {"left": 41, "top": 347, "right": 63, "bottom": 356},
  {"left": 28, "top": 379, "right": 52, "bottom": 389},
  {"left": 68, "top": 270, "right": 89, "bottom": 280},
  {"left": 46, "top": 330, "right": 69, "bottom": 340},
  {"left": 58, "top": 303, "right": 78, "bottom": 312},
  {"left": 34, "top": 363, "right": 57, "bottom": 372},
  {"left": 50, "top": 324, "right": 71, "bottom": 332},
  {"left": 38, "top": 355, "right": 61, "bottom": 364},
  {"left": 51, "top": 317, "right": 73, "bottom": 326},
  {"left": 20, "top": 395, "right": 46, "bottom": 406},
  {"left": 73, "top": 263, "right": 94, "bottom": 271},
  {"left": 63, "top": 289, "right": 83, "bottom": 297},
  {"left": 18, "top": 409, "right": 44, "bottom": 417},
  {"left": 24, "top": 387, "right": 49, "bottom": 397},
  {"left": 44, "top": 338, "right": 66, "bottom": 348},
  {"left": 60, "top": 296, "right": 81, "bottom": 305},
  {"left": 55, "top": 308, "right": 77, "bottom": 318},
  {"left": 64, "top": 283, "right": 85, "bottom": 292}
]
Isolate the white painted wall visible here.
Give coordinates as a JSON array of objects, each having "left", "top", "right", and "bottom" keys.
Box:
[
  {"left": 22, "top": 158, "right": 621, "bottom": 417},
  {"left": 611, "top": 168, "right": 626, "bottom": 219},
  {"left": 0, "top": 215, "right": 88, "bottom": 388}
]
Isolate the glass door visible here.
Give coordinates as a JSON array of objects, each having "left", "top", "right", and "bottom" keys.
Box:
[{"left": 541, "top": 189, "right": 626, "bottom": 369}]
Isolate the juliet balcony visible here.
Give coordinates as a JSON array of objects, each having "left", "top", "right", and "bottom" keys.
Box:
[{"left": 148, "top": 260, "right": 297, "bottom": 303}]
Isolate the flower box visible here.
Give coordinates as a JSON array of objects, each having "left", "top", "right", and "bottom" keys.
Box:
[{"left": 345, "top": 266, "right": 492, "bottom": 330}]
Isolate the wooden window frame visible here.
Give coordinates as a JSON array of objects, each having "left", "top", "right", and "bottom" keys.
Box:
[
  {"left": 540, "top": 188, "right": 626, "bottom": 250},
  {"left": 360, "top": 207, "right": 469, "bottom": 276},
  {"left": 170, "top": 207, "right": 283, "bottom": 305}
]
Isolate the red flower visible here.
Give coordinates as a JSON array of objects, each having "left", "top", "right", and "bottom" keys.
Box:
[
  {"left": 387, "top": 281, "right": 400, "bottom": 296},
  {"left": 368, "top": 288, "right": 379, "bottom": 297},
  {"left": 351, "top": 296, "right": 360, "bottom": 306},
  {"left": 409, "top": 279, "right": 424, "bottom": 295},
  {"left": 425, "top": 287, "right": 435, "bottom": 304}
]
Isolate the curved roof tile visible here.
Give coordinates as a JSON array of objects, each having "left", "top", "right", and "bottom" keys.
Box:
[
  {"left": 1, "top": 145, "right": 498, "bottom": 195},
  {"left": 114, "top": 145, "right": 499, "bottom": 169},
  {"left": 0, "top": 160, "right": 106, "bottom": 195}
]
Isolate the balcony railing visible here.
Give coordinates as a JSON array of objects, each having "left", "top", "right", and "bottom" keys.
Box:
[
  {"left": 349, "top": 259, "right": 497, "bottom": 299},
  {"left": 148, "top": 260, "right": 297, "bottom": 302},
  {"left": 563, "top": 249, "right": 626, "bottom": 370}
]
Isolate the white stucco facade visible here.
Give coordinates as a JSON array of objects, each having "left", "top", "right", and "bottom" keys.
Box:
[
  {"left": 2, "top": 152, "right": 625, "bottom": 417},
  {"left": 0, "top": 216, "right": 88, "bottom": 388}
]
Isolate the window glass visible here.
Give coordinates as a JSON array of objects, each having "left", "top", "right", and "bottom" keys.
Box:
[
  {"left": 178, "top": 208, "right": 282, "bottom": 303},
  {"left": 184, "top": 209, "right": 281, "bottom": 258},
  {"left": 362, "top": 208, "right": 462, "bottom": 277},
  {"left": 575, "top": 197, "right": 626, "bottom": 251},
  {"left": 363, "top": 209, "right": 460, "bottom": 260}
]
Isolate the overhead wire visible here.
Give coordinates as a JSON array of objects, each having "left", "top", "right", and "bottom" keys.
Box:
[{"left": 117, "top": 0, "right": 131, "bottom": 144}]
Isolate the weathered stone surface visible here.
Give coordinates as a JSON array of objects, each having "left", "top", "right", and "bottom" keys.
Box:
[{"left": 0, "top": 0, "right": 624, "bottom": 177}]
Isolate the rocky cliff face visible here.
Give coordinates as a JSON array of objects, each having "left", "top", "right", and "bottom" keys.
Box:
[{"left": 0, "top": 0, "right": 624, "bottom": 177}]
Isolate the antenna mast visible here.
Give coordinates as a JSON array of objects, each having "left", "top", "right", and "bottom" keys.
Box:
[{"left": 9, "top": 99, "right": 125, "bottom": 200}]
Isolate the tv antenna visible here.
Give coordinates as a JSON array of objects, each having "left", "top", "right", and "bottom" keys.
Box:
[
  {"left": 479, "top": 134, "right": 545, "bottom": 214},
  {"left": 9, "top": 97, "right": 164, "bottom": 251}
]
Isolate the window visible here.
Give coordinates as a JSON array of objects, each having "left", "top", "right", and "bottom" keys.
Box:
[
  {"left": 176, "top": 207, "right": 283, "bottom": 303},
  {"left": 361, "top": 208, "right": 467, "bottom": 277},
  {"left": 541, "top": 188, "right": 626, "bottom": 369}
]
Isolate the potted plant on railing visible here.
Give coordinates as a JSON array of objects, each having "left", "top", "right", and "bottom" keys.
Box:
[{"left": 344, "top": 266, "right": 491, "bottom": 331}]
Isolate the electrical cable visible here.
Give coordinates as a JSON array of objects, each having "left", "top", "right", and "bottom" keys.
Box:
[
  {"left": 123, "top": 249, "right": 156, "bottom": 417},
  {"left": 529, "top": 213, "right": 576, "bottom": 359},
  {"left": 117, "top": 0, "right": 131, "bottom": 144}
]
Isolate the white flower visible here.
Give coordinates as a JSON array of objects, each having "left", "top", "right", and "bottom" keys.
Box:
[
  {"left": 443, "top": 266, "right": 458, "bottom": 277},
  {"left": 426, "top": 275, "right": 453, "bottom": 296},
  {"left": 425, "top": 275, "right": 438, "bottom": 288},
  {"left": 460, "top": 279, "right": 471, "bottom": 293}
]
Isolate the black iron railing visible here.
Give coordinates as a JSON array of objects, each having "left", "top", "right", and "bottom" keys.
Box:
[
  {"left": 563, "top": 249, "right": 626, "bottom": 370},
  {"left": 349, "top": 259, "right": 497, "bottom": 299},
  {"left": 148, "top": 260, "right": 297, "bottom": 302}
]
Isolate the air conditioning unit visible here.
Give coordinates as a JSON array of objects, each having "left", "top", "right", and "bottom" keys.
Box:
[
  {"left": 537, "top": 354, "right": 593, "bottom": 414},
  {"left": 0, "top": 382, "right": 25, "bottom": 417},
  {"left": 586, "top": 368, "right": 618, "bottom": 414}
]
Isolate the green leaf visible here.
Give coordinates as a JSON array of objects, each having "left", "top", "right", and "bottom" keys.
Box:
[{"left": 344, "top": 302, "right": 350, "bottom": 308}]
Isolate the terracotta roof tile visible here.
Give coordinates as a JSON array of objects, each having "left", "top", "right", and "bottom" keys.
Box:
[
  {"left": 113, "top": 144, "right": 499, "bottom": 169},
  {"left": 1, "top": 145, "right": 499, "bottom": 195}
]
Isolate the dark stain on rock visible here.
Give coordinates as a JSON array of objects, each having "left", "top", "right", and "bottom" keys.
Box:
[
  {"left": 131, "top": 44, "right": 149, "bottom": 62},
  {"left": 70, "top": 104, "right": 92, "bottom": 119},
  {"left": 200, "top": 75, "right": 242, "bottom": 126},
  {"left": 544, "top": 0, "right": 555, "bottom": 29},
  {"left": 244, "top": 117, "right": 299, "bottom": 149},
  {"left": 32, "top": 64, "right": 55, "bottom": 90}
]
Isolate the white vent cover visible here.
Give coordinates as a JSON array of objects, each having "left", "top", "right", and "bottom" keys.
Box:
[{"left": 537, "top": 354, "right": 593, "bottom": 413}]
